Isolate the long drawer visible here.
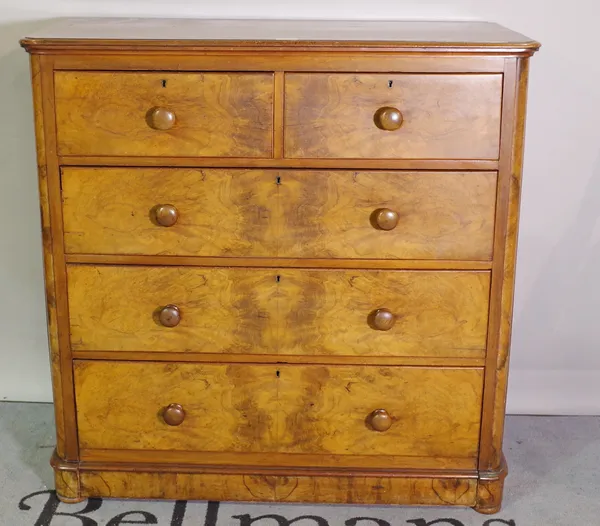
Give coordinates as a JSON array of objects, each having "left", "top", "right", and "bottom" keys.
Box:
[
  {"left": 75, "top": 361, "right": 484, "bottom": 469},
  {"left": 67, "top": 266, "right": 490, "bottom": 358},
  {"left": 61, "top": 168, "right": 497, "bottom": 260}
]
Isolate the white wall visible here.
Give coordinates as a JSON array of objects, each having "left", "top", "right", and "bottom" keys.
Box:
[{"left": 2, "top": 1, "right": 600, "bottom": 414}]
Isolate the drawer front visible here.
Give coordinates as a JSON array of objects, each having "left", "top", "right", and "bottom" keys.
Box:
[
  {"left": 55, "top": 72, "right": 274, "bottom": 157},
  {"left": 62, "top": 168, "right": 278, "bottom": 257},
  {"left": 285, "top": 74, "right": 502, "bottom": 159},
  {"left": 75, "top": 361, "right": 483, "bottom": 467},
  {"left": 62, "top": 168, "right": 496, "bottom": 261},
  {"left": 68, "top": 266, "right": 490, "bottom": 358},
  {"left": 278, "top": 170, "right": 496, "bottom": 260}
]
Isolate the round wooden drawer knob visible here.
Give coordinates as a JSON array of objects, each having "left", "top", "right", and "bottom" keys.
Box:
[
  {"left": 154, "top": 204, "right": 179, "bottom": 227},
  {"left": 159, "top": 304, "right": 181, "bottom": 327},
  {"left": 373, "top": 208, "right": 399, "bottom": 231},
  {"left": 148, "top": 107, "right": 176, "bottom": 130},
  {"left": 374, "top": 106, "right": 403, "bottom": 131},
  {"left": 370, "top": 308, "right": 396, "bottom": 331},
  {"left": 369, "top": 409, "right": 392, "bottom": 432},
  {"left": 163, "top": 403, "right": 186, "bottom": 426}
]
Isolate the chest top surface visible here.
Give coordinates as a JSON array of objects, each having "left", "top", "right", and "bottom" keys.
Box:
[{"left": 20, "top": 17, "right": 539, "bottom": 54}]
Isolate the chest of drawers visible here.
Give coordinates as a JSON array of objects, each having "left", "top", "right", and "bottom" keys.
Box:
[{"left": 21, "top": 18, "right": 539, "bottom": 514}]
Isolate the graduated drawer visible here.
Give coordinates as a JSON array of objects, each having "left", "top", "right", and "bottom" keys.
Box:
[
  {"left": 67, "top": 266, "right": 490, "bottom": 358},
  {"left": 54, "top": 72, "right": 274, "bottom": 157},
  {"left": 62, "top": 168, "right": 497, "bottom": 261},
  {"left": 285, "top": 73, "right": 502, "bottom": 159},
  {"left": 75, "top": 361, "right": 484, "bottom": 470}
]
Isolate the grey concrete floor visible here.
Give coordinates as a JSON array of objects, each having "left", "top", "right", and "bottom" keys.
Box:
[{"left": 0, "top": 401, "right": 599, "bottom": 525}]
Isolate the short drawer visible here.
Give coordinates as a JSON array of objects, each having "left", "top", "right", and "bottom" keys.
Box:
[
  {"left": 67, "top": 266, "right": 490, "bottom": 358},
  {"left": 62, "top": 168, "right": 496, "bottom": 261},
  {"left": 75, "top": 361, "right": 484, "bottom": 469},
  {"left": 285, "top": 73, "right": 502, "bottom": 159},
  {"left": 54, "top": 72, "right": 274, "bottom": 157}
]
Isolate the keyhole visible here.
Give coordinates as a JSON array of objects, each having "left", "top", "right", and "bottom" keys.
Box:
[
  {"left": 276, "top": 370, "right": 280, "bottom": 378},
  {"left": 388, "top": 80, "right": 393, "bottom": 88},
  {"left": 162, "top": 79, "right": 167, "bottom": 88},
  {"left": 276, "top": 176, "right": 281, "bottom": 185},
  {"left": 276, "top": 275, "right": 281, "bottom": 283}
]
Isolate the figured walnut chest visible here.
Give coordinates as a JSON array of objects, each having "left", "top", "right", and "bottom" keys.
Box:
[{"left": 21, "top": 18, "right": 539, "bottom": 514}]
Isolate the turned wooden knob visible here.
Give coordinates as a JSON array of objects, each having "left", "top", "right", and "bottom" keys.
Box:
[
  {"left": 147, "top": 107, "right": 176, "bottom": 130},
  {"left": 369, "top": 409, "right": 392, "bottom": 432},
  {"left": 370, "top": 308, "right": 396, "bottom": 331},
  {"left": 159, "top": 304, "right": 181, "bottom": 327},
  {"left": 154, "top": 204, "right": 179, "bottom": 227},
  {"left": 372, "top": 208, "right": 399, "bottom": 231},
  {"left": 163, "top": 403, "right": 186, "bottom": 426},
  {"left": 374, "top": 107, "right": 403, "bottom": 131}
]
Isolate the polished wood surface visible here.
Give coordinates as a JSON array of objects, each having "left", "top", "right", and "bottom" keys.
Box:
[
  {"left": 65, "top": 254, "right": 494, "bottom": 271},
  {"left": 55, "top": 72, "right": 274, "bottom": 157},
  {"left": 157, "top": 304, "right": 181, "bottom": 328},
  {"left": 74, "top": 361, "right": 483, "bottom": 464},
  {"left": 20, "top": 18, "right": 540, "bottom": 55},
  {"left": 162, "top": 403, "right": 186, "bottom": 426},
  {"left": 62, "top": 168, "right": 278, "bottom": 257},
  {"left": 67, "top": 266, "right": 490, "bottom": 357},
  {"left": 276, "top": 269, "right": 490, "bottom": 357},
  {"left": 76, "top": 469, "right": 478, "bottom": 505},
  {"left": 147, "top": 107, "right": 176, "bottom": 131},
  {"left": 368, "top": 409, "right": 393, "bottom": 432},
  {"left": 153, "top": 204, "right": 179, "bottom": 227},
  {"left": 62, "top": 168, "right": 496, "bottom": 260},
  {"left": 71, "top": 351, "right": 486, "bottom": 367},
  {"left": 23, "top": 18, "right": 538, "bottom": 512},
  {"left": 59, "top": 156, "right": 500, "bottom": 170},
  {"left": 285, "top": 74, "right": 502, "bottom": 159}
]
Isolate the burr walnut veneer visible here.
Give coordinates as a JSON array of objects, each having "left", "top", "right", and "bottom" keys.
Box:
[{"left": 21, "top": 18, "right": 539, "bottom": 514}]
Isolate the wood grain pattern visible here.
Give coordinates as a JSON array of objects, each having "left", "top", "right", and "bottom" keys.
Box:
[
  {"left": 67, "top": 266, "right": 279, "bottom": 354},
  {"left": 65, "top": 254, "right": 494, "bottom": 271},
  {"left": 78, "top": 470, "right": 478, "bottom": 505},
  {"left": 38, "top": 55, "right": 80, "bottom": 461},
  {"left": 30, "top": 55, "right": 69, "bottom": 459},
  {"left": 479, "top": 57, "right": 532, "bottom": 473},
  {"left": 285, "top": 74, "right": 502, "bottom": 159},
  {"left": 21, "top": 18, "right": 539, "bottom": 512},
  {"left": 278, "top": 171, "right": 497, "bottom": 260},
  {"left": 51, "top": 452, "right": 82, "bottom": 503},
  {"left": 67, "top": 266, "right": 490, "bottom": 357},
  {"left": 71, "top": 351, "right": 486, "bottom": 368},
  {"left": 51, "top": 53, "right": 507, "bottom": 74},
  {"left": 58, "top": 155, "right": 500, "bottom": 171},
  {"left": 79, "top": 448, "right": 476, "bottom": 470},
  {"left": 62, "top": 168, "right": 496, "bottom": 261},
  {"left": 277, "top": 270, "right": 490, "bottom": 357},
  {"left": 75, "top": 361, "right": 278, "bottom": 453},
  {"left": 74, "top": 361, "right": 483, "bottom": 466},
  {"left": 62, "top": 168, "right": 278, "bottom": 257},
  {"left": 20, "top": 18, "right": 540, "bottom": 56},
  {"left": 276, "top": 365, "right": 483, "bottom": 459},
  {"left": 54, "top": 72, "right": 274, "bottom": 157}
]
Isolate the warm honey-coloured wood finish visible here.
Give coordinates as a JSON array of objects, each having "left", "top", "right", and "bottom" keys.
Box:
[
  {"left": 22, "top": 18, "right": 538, "bottom": 513},
  {"left": 76, "top": 469, "right": 479, "bottom": 506},
  {"left": 74, "top": 361, "right": 483, "bottom": 466},
  {"left": 67, "top": 265, "right": 490, "bottom": 358},
  {"left": 62, "top": 168, "right": 497, "bottom": 260},
  {"left": 54, "top": 72, "right": 274, "bottom": 157},
  {"left": 285, "top": 74, "right": 502, "bottom": 159},
  {"left": 21, "top": 18, "right": 539, "bottom": 53},
  {"left": 62, "top": 168, "right": 278, "bottom": 257}
]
